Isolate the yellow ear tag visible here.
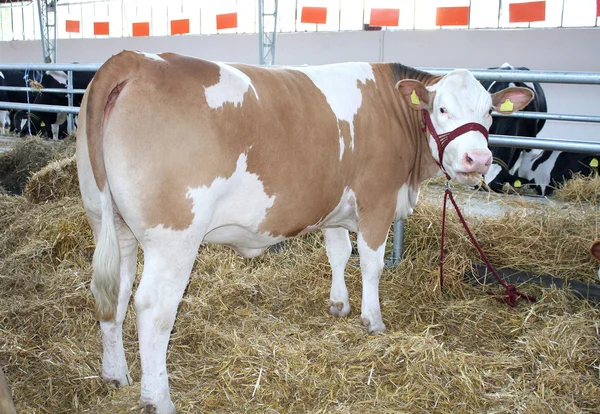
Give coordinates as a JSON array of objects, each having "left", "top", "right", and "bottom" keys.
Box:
[
  {"left": 411, "top": 90, "right": 420, "bottom": 105},
  {"left": 514, "top": 179, "right": 522, "bottom": 188},
  {"left": 590, "top": 158, "right": 598, "bottom": 168},
  {"left": 500, "top": 98, "right": 514, "bottom": 112}
]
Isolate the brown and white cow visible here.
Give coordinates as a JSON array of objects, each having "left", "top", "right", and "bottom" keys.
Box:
[{"left": 76, "top": 50, "right": 533, "bottom": 413}]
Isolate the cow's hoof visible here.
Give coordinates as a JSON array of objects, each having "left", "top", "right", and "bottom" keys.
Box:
[
  {"left": 103, "top": 373, "right": 133, "bottom": 388},
  {"left": 361, "top": 316, "right": 386, "bottom": 334},
  {"left": 329, "top": 300, "right": 350, "bottom": 318},
  {"left": 139, "top": 400, "right": 176, "bottom": 414}
]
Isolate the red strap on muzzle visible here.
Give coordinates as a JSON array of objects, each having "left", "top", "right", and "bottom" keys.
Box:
[{"left": 422, "top": 110, "right": 489, "bottom": 178}]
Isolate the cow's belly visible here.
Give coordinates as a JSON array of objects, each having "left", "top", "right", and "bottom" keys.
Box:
[
  {"left": 309, "top": 187, "right": 359, "bottom": 233},
  {"left": 204, "top": 225, "right": 285, "bottom": 253}
]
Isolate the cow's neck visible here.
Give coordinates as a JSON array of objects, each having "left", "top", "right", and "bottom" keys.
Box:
[{"left": 388, "top": 64, "right": 441, "bottom": 188}]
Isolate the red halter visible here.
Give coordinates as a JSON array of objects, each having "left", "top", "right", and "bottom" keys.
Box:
[{"left": 422, "top": 110, "right": 489, "bottom": 178}]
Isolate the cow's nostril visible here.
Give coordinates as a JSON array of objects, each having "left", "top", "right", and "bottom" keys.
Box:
[{"left": 466, "top": 155, "right": 473, "bottom": 165}]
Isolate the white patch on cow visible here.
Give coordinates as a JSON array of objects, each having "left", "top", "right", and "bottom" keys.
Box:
[
  {"left": 509, "top": 151, "right": 525, "bottom": 176},
  {"left": 394, "top": 184, "right": 419, "bottom": 221},
  {"left": 46, "top": 70, "right": 68, "bottom": 85},
  {"left": 289, "top": 63, "right": 375, "bottom": 158},
  {"left": 0, "top": 110, "right": 8, "bottom": 135},
  {"left": 204, "top": 63, "right": 259, "bottom": 110},
  {"left": 0, "top": 71, "right": 4, "bottom": 79},
  {"left": 357, "top": 231, "right": 387, "bottom": 334},
  {"left": 144, "top": 152, "right": 278, "bottom": 251},
  {"left": 484, "top": 163, "right": 502, "bottom": 185},
  {"left": 517, "top": 149, "right": 561, "bottom": 194},
  {"left": 133, "top": 50, "right": 165, "bottom": 62},
  {"left": 324, "top": 228, "right": 352, "bottom": 317}
]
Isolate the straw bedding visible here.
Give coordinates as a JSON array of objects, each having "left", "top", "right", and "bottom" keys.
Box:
[
  {"left": 0, "top": 136, "right": 76, "bottom": 195},
  {"left": 0, "top": 141, "right": 598, "bottom": 413}
]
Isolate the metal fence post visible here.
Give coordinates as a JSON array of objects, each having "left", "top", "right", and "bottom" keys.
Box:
[{"left": 67, "top": 70, "right": 74, "bottom": 135}]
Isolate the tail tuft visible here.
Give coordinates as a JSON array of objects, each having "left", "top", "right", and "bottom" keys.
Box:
[{"left": 91, "top": 184, "right": 121, "bottom": 321}]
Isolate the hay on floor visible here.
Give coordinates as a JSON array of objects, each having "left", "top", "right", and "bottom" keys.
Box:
[
  {"left": 554, "top": 172, "right": 600, "bottom": 205},
  {"left": 0, "top": 170, "right": 599, "bottom": 413},
  {"left": 24, "top": 155, "right": 79, "bottom": 203},
  {"left": 0, "top": 136, "right": 75, "bottom": 194}
]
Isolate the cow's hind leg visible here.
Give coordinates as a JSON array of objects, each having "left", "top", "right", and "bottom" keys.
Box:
[
  {"left": 98, "top": 219, "right": 138, "bottom": 387},
  {"left": 324, "top": 228, "right": 352, "bottom": 317},
  {"left": 135, "top": 237, "right": 200, "bottom": 414}
]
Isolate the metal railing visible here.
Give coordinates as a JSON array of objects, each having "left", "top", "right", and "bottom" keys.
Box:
[{"left": 0, "top": 63, "right": 99, "bottom": 135}]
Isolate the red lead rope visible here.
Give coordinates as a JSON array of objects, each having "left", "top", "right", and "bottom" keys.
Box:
[
  {"left": 440, "top": 181, "right": 537, "bottom": 306},
  {"left": 422, "top": 109, "right": 536, "bottom": 306}
]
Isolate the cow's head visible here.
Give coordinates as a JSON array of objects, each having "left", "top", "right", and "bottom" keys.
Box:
[{"left": 397, "top": 69, "right": 534, "bottom": 185}]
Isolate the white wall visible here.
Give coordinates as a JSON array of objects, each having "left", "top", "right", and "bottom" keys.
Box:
[{"left": 1, "top": 27, "right": 599, "bottom": 143}]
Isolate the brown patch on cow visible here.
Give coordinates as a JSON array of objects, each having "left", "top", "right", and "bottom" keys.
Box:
[{"left": 590, "top": 240, "right": 600, "bottom": 262}]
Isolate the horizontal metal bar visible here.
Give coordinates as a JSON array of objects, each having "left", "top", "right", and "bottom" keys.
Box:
[
  {"left": 421, "top": 68, "right": 600, "bottom": 85},
  {"left": 1, "top": 63, "right": 599, "bottom": 85},
  {"left": 493, "top": 111, "right": 600, "bottom": 123},
  {"left": 1, "top": 102, "right": 597, "bottom": 153},
  {"left": 489, "top": 134, "right": 600, "bottom": 154},
  {"left": 0, "top": 63, "right": 101, "bottom": 71},
  {"left": 0, "top": 85, "right": 86, "bottom": 94},
  {"left": 0, "top": 101, "right": 79, "bottom": 114}
]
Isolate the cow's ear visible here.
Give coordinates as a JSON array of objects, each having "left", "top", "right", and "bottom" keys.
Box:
[
  {"left": 491, "top": 86, "right": 534, "bottom": 114},
  {"left": 396, "top": 79, "right": 431, "bottom": 110}
]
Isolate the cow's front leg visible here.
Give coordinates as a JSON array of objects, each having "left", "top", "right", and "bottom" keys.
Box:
[
  {"left": 324, "top": 228, "right": 352, "bottom": 317},
  {"left": 357, "top": 231, "right": 388, "bottom": 334}
]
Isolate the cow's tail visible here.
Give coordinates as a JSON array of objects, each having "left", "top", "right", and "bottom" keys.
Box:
[
  {"left": 91, "top": 180, "right": 121, "bottom": 321},
  {"left": 85, "top": 50, "right": 141, "bottom": 321}
]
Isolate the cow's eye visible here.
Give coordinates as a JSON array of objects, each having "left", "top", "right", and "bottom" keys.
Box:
[{"left": 440, "top": 108, "right": 447, "bottom": 114}]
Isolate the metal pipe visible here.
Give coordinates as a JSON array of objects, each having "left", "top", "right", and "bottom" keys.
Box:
[
  {"left": 0, "top": 101, "right": 79, "bottom": 114},
  {"left": 489, "top": 135, "right": 600, "bottom": 153},
  {"left": 67, "top": 70, "right": 74, "bottom": 134},
  {"left": 0, "top": 63, "right": 101, "bottom": 71},
  {"left": 391, "top": 219, "right": 405, "bottom": 266},
  {"left": 258, "top": 0, "right": 264, "bottom": 65},
  {"left": 493, "top": 111, "right": 600, "bottom": 123},
  {"left": 0, "top": 86, "right": 86, "bottom": 94},
  {"left": 422, "top": 68, "right": 600, "bottom": 85}
]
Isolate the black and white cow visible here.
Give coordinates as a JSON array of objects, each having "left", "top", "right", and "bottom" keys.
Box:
[
  {"left": 0, "top": 69, "right": 95, "bottom": 139},
  {"left": 481, "top": 63, "right": 598, "bottom": 196},
  {"left": 0, "top": 71, "right": 9, "bottom": 135},
  {"left": 511, "top": 148, "right": 598, "bottom": 196},
  {"left": 0, "top": 69, "right": 47, "bottom": 136},
  {"left": 34, "top": 69, "right": 95, "bottom": 139},
  {"left": 481, "top": 63, "right": 547, "bottom": 191}
]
